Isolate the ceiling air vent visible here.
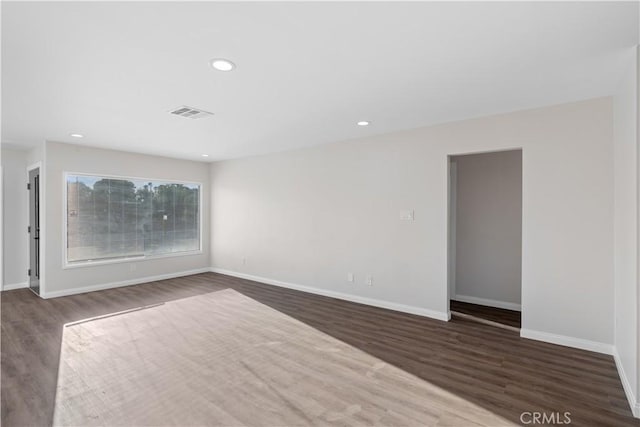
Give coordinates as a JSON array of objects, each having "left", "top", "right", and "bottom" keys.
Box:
[{"left": 169, "top": 106, "right": 214, "bottom": 119}]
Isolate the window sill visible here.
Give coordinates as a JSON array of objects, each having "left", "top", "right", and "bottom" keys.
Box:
[{"left": 63, "top": 249, "right": 203, "bottom": 270}]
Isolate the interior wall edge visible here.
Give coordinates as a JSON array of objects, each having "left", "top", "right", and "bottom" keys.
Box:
[
  {"left": 520, "top": 328, "right": 613, "bottom": 355},
  {"left": 614, "top": 347, "right": 640, "bottom": 418},
  {"left": 1, "top": 148, "right": 29, "bottom": 287},
  {"left": 209, "top": 268, "right": 451, "bottom": 322},
  {"left": 40, "top": 143, "right": 47, "bottom": 296},
  {"left": 636, "top": 42, "right": 640, "bottom": 422}
]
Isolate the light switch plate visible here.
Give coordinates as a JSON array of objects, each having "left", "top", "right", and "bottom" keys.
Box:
[{"left": 400, "top": 210, "right": 414, "bottom": 221}]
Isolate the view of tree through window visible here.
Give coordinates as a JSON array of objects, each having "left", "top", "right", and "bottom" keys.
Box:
[{"left": 66, "top": 174, "right": 200, "bottom": 263}]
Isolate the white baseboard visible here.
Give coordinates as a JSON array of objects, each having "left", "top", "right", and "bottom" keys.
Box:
[
  {"left": 613, "top": 347, "right": 640, "bottom": 418},
  {"left": 3, "top": 282, "right": 28, "bottom": 291},
  {"left": 520, "top": 328, "right": 613, "bottom": 355},
  {"left": 210, "top": 268, "right": 450, "bottom": 322},
  {"left": 453, "top": 294, "right": 521, "bottom": 311},
  {"left": 41, "top": 268, "right": 211, "bottom": 299}
]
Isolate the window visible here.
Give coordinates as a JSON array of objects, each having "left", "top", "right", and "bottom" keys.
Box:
[{"left": 65, "top": 174, "right": 201, "bottom": 265}]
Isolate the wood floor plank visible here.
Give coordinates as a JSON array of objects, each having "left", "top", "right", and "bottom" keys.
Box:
[
  {"left": 450, "top": 300, "right": 521, "bottom": 329},
  {"left": 1, "top": 272, "right": 638, "bottom": 426}
]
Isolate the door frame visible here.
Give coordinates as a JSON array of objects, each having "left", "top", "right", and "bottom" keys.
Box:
[
  {"left": 26, "top": 161, "right": 44, "bottom": 296},
  {"left": 446, "top": 148, "right": 524, "bottom": 320},
  {"left": 447, "top": 159, "right": 457, "bottom": 307}
]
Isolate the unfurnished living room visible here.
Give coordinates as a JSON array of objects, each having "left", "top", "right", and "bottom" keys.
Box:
[{"left": 1, "top": 1, "right": 640, "bottom": 426}]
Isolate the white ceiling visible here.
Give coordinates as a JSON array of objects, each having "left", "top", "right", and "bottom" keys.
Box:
[{"left": 2, "top": 1, "right": 638, "bottom": 161}]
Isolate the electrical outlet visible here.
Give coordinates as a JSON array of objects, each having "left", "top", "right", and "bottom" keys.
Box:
[
  {"left": 347, "top": 273, "right": 354, "bottom": 282},
  {"left": 242, "top": 257, "right": 247, "bottom": 266},
  {"left": 366, "top": 275, "right": 373, "bottom": 286}
]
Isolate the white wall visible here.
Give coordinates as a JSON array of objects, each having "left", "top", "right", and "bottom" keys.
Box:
[
  {"left": 452, "top": 150, "right": 522, "bottom": 310},
  {"left": 211, "top": 97, "right": 614, "bottom": 349},
  {"left": 636, "top": 16, "right": 640, "bottom": 420},
  {"left": 26, "top": 143, "right": 44, "bottom": 166},
  {"left": 43, "top": 142, "right": 211, "bottom": 297},
  {"left": 613, "top": 46, "right": 639, "bottom": 416},
  {"left": 1, "top": 148, "right": 29, "bottom": 289}
]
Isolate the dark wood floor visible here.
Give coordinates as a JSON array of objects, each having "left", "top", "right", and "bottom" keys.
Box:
[
  {"left": 1, "top": 273, "right": 637, "bottom": 426},
  {"left": 450, "top": 300, "right": 522, "bottom": 329}
]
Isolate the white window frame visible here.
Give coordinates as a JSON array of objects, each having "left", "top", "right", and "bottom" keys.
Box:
[{"left": 63, "top": 171, "right": 203, "bottom": 269}]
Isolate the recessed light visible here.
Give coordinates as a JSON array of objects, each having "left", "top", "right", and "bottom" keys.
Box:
[
  {"left": 210, "top": 58, "right": 235, "bottom": 72},
  {"left": 201, "top": 154, "right": 209, "bottom": 157},
  {"left": 357, "top": 121, "right": 370, "bottom": 126},
  {"left": 70, "top": 133, "right": 84, "bottom": 138}
]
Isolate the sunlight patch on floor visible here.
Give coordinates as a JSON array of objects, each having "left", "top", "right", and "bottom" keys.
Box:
[{"left": 54, "top": 288, "right": 516, "bottom": 426}]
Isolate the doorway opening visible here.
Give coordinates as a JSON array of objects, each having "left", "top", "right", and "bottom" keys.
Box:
[
  {"left": 448, "top": 149, "right": 522, "bottom": 330},
  {"left": 28, "top": 165, "right": 41, "bottom": 296}
]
